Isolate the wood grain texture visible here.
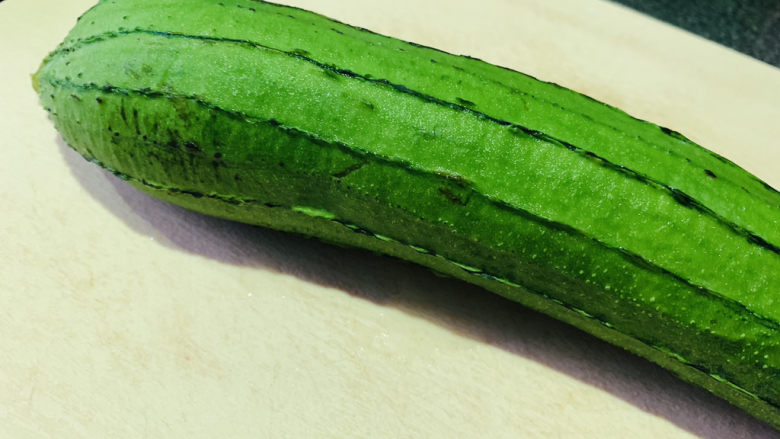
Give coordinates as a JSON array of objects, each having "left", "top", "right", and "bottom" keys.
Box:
[{"left": 1, "top": 0, "right": 778, "bottom": 437}]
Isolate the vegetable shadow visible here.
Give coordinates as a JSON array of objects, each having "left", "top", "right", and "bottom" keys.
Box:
[{"left": 60, "top": 137, "right": 778, "bottom": 439}]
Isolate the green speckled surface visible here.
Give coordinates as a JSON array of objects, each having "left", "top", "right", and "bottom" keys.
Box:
[
  {"left": 35, "top": 0, "right": 780, "bottom": 428},
  {"left": 6, "top": 0, "right": 780, "bottom": 436}
]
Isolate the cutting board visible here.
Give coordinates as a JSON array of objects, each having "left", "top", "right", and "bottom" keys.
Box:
[{"left": 1, "top": 0, "right": 778, "bottom": 437}]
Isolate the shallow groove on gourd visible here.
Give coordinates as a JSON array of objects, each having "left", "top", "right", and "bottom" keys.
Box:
[
  {"left": 46, "top": 28, "right": 780, "bottom": 252},
  {"left": 45, "top": 77, "right": 780, "bottom": 334},
  {"left": 35, "top": 0, "right": 780, "bottom": 427},
  {"left": 51, "top": 133, "right": 778, "bottom": 407},
  {"left": 42, "top": 36, "right": 780, "bottom": 334},
  {"left": 59, "top": 0, "right": 780, "bottom": 212}
]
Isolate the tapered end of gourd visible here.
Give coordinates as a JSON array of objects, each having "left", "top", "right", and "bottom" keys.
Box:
[
  {"left": 32, "top": 52, "right": 56, "bottom": 96},
  {"left": 31, "top": 66, "right": 41, "bottom": 95}
]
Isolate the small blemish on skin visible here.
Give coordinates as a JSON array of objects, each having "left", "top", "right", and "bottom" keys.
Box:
[
  {"left": 184, "top": 141, "right": 201, "bottom": 152},
  {"left": 456, "top": 97, "right": 475, "bottom": 107}
]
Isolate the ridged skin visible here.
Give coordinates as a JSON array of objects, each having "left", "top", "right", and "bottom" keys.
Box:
[{"left": 35, "top": 0, "right": 779, "bottom": 427}]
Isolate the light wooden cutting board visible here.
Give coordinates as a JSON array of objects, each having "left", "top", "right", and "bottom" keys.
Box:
[{"left": 1, "top": 0, "right": 778, "bottom": 437}]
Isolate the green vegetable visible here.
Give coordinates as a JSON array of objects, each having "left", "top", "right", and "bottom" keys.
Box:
[{"left": 34, "top": 0, "right": 779, "bottom": 427}]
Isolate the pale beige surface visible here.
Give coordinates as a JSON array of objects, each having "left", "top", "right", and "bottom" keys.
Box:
[{"left": 1, "top": 0, "right": 779, "bottom": 437}]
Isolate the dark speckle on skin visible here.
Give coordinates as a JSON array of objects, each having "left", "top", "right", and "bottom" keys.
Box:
[
  {"left": 669, "top": 188, "right": 701, "bottom": 211},
  {"left": 659, "top": 125, "right": 688, "bottom": 142},
  {"left": 456, "top": 97, "right": 476, "bottom": 107},
  {"left": 761, "top": 181, "right": 779, "bottom": 194},
  {"left": 747, "top": 233, "right": 777, "bottom": 253},
  {"left": 322, "top": 69, "right": 341, "bottom": 81},
  {"left": 291, "top": 48, "right": 311, "bottom": 57},
  {"left": 439, "top": 187, "right": 467, "bottom": 205},
  {"left": 434, "top": 171, "right": 473, "bottom": 187},
  {"left": 333, "top": 161, "right": 366, "bottom": 179},
  {"left": 704, "top": 169, "right": 717, "bottom": 178}
]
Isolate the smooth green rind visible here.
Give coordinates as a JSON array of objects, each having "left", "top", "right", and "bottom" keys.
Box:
[{"left": 36, "top": 0, "right": 779, "bottom": 428}]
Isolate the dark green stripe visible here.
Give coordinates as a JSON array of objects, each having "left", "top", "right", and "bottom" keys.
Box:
[
  {"left": 58, "top": 133, "right": 775, "bottom": 407},
  {"left": 246, "top": 0, "right": 780, "bottom": 198},
  {"left": 47, "top": 28, "right": 780, "bottom": 256},
  {"left": 53, "top": 11, "right": 780, "bottom": 206},
  {"left": 45, "top": 77, "right": 780, "bottom": 332}
]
